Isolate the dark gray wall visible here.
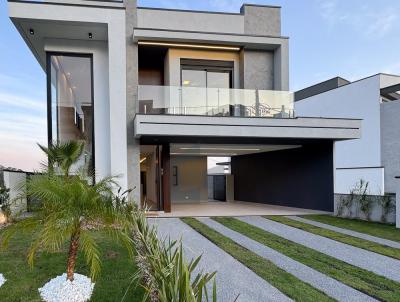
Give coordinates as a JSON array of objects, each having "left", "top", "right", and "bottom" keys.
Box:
[
  {"left": 231, "top": 142, "right": 334, "bottom": 211},
  {"left": 295, "top": 77, "right": 350, "bottom": 102}
]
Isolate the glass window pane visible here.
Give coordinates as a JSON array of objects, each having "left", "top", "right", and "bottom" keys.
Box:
[
  {"left": 207, "top": 71, "right": 231, "bottom": 115},
  {"left": 49, "top": 55, "right": 93, "bottom": 171},
  {"left": 181, "top": 69, "right": 206, "bottom": 87},
  {"left": 182, "top": 69, "right": 207, "bottom": 115},
  {"left": 206, "top": 71, "right": 230, "bottom": 88}
]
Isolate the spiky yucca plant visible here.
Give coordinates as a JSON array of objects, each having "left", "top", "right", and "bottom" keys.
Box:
[
  {"left": 0, "top": 173, "right": 134, "bottom": 281},
  {"left": 129, "top": 204, "right": 217, "bottom": 302}
]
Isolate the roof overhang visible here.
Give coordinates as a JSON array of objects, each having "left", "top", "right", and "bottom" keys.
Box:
[
  {"left": 134, "top": 115, "right": 361, "bottom": 141},
  {"left": 8, "top": 0, "right": 123, "bottom": 69},
  {"left": 133, "top": 28, "right": 288, "bottom": 51}
]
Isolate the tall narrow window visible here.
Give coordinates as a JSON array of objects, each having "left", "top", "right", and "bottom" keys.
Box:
[{"left": 47, "top": 53, "right": 94, "bottom": 172}]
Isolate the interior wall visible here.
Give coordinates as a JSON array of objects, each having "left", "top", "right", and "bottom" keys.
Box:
[
  {"left": 170, "top": 156, "right": 208, "bottom": 203},
  {"left": 231, "top": 142, "right": 334, "bottom": 211},
  {"left": 138, "top": 46, "right": 165, "bottom": 85}
]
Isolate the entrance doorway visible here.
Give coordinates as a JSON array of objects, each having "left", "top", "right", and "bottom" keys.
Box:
[{"left": 140, "top": 144, "right": 171, "bottom": 212}]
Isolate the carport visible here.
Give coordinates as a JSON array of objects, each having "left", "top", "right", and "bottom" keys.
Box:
[{"left": 135, "top": 114, "right": 361, "bottom": 214}]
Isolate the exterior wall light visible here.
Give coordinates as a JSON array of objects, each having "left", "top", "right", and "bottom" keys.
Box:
[
  {"left": 88, "top": 33, "right": 93, "bottom": 39},
  {"left": 29, "top": 28, "right": 34, "bottom": 35}
]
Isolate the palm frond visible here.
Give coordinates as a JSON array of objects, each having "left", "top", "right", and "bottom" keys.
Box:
[{"left": 80, "top": 231, "right": 102, "bottom": 280}]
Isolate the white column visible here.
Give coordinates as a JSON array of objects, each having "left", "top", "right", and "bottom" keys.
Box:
[{"left": 108, "top": 18, "right": 128, "bottom": 190}]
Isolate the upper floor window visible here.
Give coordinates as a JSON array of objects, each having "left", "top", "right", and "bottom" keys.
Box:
[
  {"left": 47, "top": 53, "right": 94, "bottom": 172},
  {"left": 180, "top": 59, "right": 233, "bottom": 89}
]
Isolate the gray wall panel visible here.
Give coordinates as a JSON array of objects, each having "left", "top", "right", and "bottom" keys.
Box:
[{"left": 231, "top": 142, "right": 334, "bottom": 211}]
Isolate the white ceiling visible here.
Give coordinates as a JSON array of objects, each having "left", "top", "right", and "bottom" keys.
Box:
[
  {"left": 13, "top": 19, "right": 108, "bottom": 69},
  {"left": 170, "top": 144, "right": 302, "bottom": 157}
]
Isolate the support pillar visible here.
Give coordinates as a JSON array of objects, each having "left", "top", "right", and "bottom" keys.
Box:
[{"left": 162, "top": 144, "right": 171, "bottom": 213}]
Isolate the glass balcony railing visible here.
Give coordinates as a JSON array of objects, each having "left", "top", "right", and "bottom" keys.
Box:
[{"left": 137, "top": 85, "right": 295, "bottom": 118}]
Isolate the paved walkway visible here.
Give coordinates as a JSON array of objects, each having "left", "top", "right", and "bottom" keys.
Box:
[
  {"left": 197, "top": 217, "right": 377, "bottom": 302},
  {"left": 149, "top": 218, "right": 291, "bottom": 302},
  {"left": 237, "top": 216, "right": 400, "bottom": 282},
  {"left": 287, "top": 216, "right": 400, "bottom": 249}
]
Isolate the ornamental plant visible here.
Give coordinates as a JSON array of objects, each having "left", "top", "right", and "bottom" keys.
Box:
[{"left": 0, "top": 141, "right": 134, "bottom": 281}]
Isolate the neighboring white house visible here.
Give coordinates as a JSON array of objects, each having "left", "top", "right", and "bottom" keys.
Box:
[{"left": 295, "top": 74, "right": 400, "bottom": 195}]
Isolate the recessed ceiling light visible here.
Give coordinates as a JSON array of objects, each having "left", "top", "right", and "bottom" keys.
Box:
[{"left": 72, "top": 86, "right": 77, "bottom": 89}]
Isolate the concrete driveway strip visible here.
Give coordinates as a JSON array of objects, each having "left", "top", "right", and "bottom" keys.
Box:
[
  {"left": 237, "top": 216, "right": 400, "bottom": 283},
  {"left": 148, "top": 218, "right": 291, "bottom": 302},
  {"left": 287, "top": 216, "right": 400, "bottom": 249},
  {"left": 198, "top": 217, "right": 377, "bottom": 302}
]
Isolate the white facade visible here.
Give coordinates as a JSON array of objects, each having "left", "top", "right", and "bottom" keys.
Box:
[
  {"left": 9, "top": 1, "right": 128, "bottom": 189},
  {"left": 296, "top": 74, "right": 400, "bottom": 195}
]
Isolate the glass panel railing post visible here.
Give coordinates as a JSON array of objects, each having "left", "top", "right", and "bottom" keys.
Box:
[
  {"left": 255, "top": 89, "right": 260, "bottom": 117},
  {"left": 179, "top": 87, "right": 182, "bottom": 115},
  {"left": 217, "top": 88, "right": 220, "bottom": 115}
]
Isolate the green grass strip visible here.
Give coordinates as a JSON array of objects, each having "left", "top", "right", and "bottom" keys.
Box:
[
  {"left": 302, "top": 215, "right": 400, "bottom": 243},
  {"left": 214, "top": 217, "right": 400, "bottom": 302},
  {"left": 181, "top": 217, "right": 334, "bottom": 302},
  {"left": 267, "top": 216, "right": 400, "bottom": 260}
]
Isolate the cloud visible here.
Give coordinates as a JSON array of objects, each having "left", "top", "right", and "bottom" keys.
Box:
[
  {"left": 0, "top": 92, "right": 46, "bottom": 112},
  {"left": 316, "top": 0, "right": 399, "bottom": 38},
  {"left": 0, "top": 80, "right": 47, "bottom": 170}
]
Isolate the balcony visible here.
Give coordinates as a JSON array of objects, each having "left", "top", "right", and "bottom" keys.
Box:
[{"left": 137, "top": 85, "right": 295, "bottom": 118}]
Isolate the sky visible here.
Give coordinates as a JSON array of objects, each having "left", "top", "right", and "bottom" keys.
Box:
[{"left": 1, "top": 0, "right": 400, "bottom": 171}]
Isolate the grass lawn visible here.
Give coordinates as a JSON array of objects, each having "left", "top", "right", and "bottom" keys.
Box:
[
  {"left": 181, "top": 217, "right": 334, "bottom": 302},
  {"left": 0, "top": 229, "right": 143, "bottom": 302},
  {"left": 302, "top": 215, "right": 400, "bottom": 243},
  {"left": 268, "top": 216, "right": 400, "bottom": 260},
  {"left": 214, "top": 217, "right": 400, "bottom": 302}
]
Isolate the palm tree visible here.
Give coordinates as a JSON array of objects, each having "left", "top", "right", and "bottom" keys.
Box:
[
  {"left": 0, "top": 140, "right": 134, "bottom": 282},
  {"left": 0, "top": 172, "right": 134, "bottom": 281},
  {"left": 38, "top": 140, "right": 85, "bottom": 177}
]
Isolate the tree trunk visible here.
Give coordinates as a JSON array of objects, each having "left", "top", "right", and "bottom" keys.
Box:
[{"left": 66, "top": 231, "right": 80, "bottom": 281}]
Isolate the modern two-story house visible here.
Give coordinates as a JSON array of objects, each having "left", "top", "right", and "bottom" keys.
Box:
[{"left": 8, "top": 0, "right": 361, "bottom": 214}]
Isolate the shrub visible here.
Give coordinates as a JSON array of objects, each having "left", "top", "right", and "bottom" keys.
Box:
[
  {"left": 342, "top": 189, "right": 356, "bottom": 218},
  {"left": 0, "top": 186, "right": 11, "bottom": 222},
  {"left": 128, "top": 203, "right": 217, "bottom": 302},
  {"left": 355, "top": 180, "right": 373, "bottom": 220},
  {"left": 379, "top": 194, "right": 395, "bottom": 223}
]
